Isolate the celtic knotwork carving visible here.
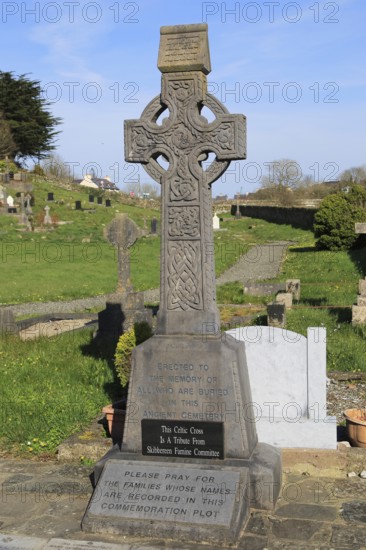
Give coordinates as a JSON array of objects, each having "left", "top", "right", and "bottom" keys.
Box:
[
  {"left": 124, "top": 54, "right": 246, "bottom": 322},
  {"left": 168, "top": 206, "right": 200, "bottom": 238},
  {"left": 170, "top": 177, "right": 198, "bottom": 202},
  {"left": 167, "top": 241, "right": 202, "bottom": 310},
  {"left": 125, "top": 76, "right": 245, "bottom": 186}
]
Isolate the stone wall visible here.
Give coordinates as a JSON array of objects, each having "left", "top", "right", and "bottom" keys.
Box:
[{"left": 231, "top": 204, "right": 317, "bottom": 230}]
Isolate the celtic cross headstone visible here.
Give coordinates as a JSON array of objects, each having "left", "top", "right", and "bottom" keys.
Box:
[
  {"left": 105, "top": 213, "right": 140, "bottom": 294},
  {"left": 83, "top": 24, "right": 281, "bottom": 545},
  {"left": 124, "top": 23, "right": 246, "bottom": 334}
]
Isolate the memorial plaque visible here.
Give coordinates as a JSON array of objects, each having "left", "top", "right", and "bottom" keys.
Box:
[
  {"left": 141, "top": 419, "right": 224, "bottom": 459},
  {"left": 83, "top": 460, "right": 247, "bottom": 543}
]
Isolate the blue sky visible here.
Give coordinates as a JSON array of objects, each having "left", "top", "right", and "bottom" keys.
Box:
[{"left": 1, "top": 0, "right": 365, "bottom": 197}]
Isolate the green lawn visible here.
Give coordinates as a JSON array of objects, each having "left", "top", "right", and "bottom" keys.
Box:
[
  {"left": 275, "top": 243, "right": 366, "bottom": 372},
  {"left": 0, "top": 329, "right": 119, "bottom": 456}
]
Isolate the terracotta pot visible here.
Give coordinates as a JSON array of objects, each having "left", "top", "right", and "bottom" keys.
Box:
[
  {"left": 102, "top": 401, "right": 126, "bottom": 441},
  {"left": 344, "top": 408, "right": 366, "bottom": 448}
]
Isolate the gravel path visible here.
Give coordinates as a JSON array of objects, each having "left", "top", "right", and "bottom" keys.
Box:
[{"left": 216, "top": 241, "right": 290, "bottom": 285}]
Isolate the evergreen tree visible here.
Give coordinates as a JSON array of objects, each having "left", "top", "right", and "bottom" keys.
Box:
[
  {"left": 0, "top": 110, "right": 16, "bottom": 158},
  {"left": 0, "top": 71, "right": 61, "bottom": 163}
]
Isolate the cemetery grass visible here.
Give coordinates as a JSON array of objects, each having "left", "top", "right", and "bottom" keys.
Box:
[
  {"left": 216, "top": 233, "right": 366, "bottom": 372},
  {"left": 0, "top": 328, "right": 119, "bottom": 457},
  {"left": 0, "top": 187, "right": 311, "bottom": 303},
  {"left": 0, "top": 178, "right": 160, "bottom": 303},
  {"left": 268, "top": 243, "right": 366, "bottom": 372}
]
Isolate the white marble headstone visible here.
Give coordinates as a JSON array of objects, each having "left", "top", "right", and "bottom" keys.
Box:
[
  {"left": 213, "top": 212, "right": 220, "bottom": 230},
  {"left": 225, "top": 326, "right": 337, "bottom": 449}
]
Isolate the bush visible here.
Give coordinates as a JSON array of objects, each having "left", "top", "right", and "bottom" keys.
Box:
[
  {"left": 114, "top": 321, "right": 153, "bottom": 389},
  {"left": 314, "top": 186, "right": 366, "bottom": 250}
]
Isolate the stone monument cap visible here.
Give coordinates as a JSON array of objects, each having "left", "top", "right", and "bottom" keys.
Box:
[{"left": 158, "top": 23, "right": 211, "bottom": 74}]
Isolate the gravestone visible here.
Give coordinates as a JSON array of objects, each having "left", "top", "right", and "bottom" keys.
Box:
[
  {"left": 18, "top": 192, "right": 28, "bottom": 225},
  {"left": 212, "top": 212, "right": 220, "bottom": 230},
  {"left": 267, "top": 302, "right": 286, "bottom": 327},
  {"left": 89, "top": 194, "right": 95, "bottom": 203},
  {"left": 105, "top": 199, "right": 111, "bottom": 207},
  {"left": 225, "top": 326, "right": 336, "bottom": 449},
  {"left": 6, "top": 195, "right": 14, "bottom": 208},
  {"left": 275, "top": 291, "right": 293, "bottom": 309},
  {"left": 98, "top": 214, "right": 152, "bottom": 342},
  {"left": 286, "top": 278, "right": 300, "bottom": 301},
  {"left": 83, "top": 23, "right": 281, "bottom": 545},
  {"left": 43, "top": 205, "right": 52, "bottom": 225},
  {"left": 97, "top": 196, "right": 103, "bottom": 205},
  {"left": 25, "top": 193, "right": 32, "bottom": 215},
  {"left": 47, "top": 192, "right": 54, "bottom": 201},
  {"left": 244, "top": 281, "right": 285, "bottom": 296},
  {"left": 151, "top": 217, "right": 158, "bottom": 234},
  {"left": 75, "top": 200, "right": 82, "bottom": 210},
  {"left": 0, "top": 308, "right": 18, "bottom": 335}
]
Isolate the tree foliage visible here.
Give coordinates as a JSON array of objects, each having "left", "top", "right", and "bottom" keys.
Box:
[
  {"left": 314, "top": 186, "right": 366, "bottom": 250},
  {"left": 0, "top": 111, "right": 16, "bottom": 158},
  {"left": 0, "top": 71, "right": 61, "bottom": 163}
]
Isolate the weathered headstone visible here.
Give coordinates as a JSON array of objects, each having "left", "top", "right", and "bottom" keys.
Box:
[
  {"left": 0, "top": 308, "right": 18, "bottom": 335},
  {"left": 83, "top": 24, "right": 281, "bottom": 545},
  {"left": 213, "top": 212, "right": 220, "bottom": 230},
  {"left": 98, "top": 214, "right": 151, "bottom": 341},
  {"left": 25, "top": 193, "right": 32, "bottom": 215},
  {"left": 18, "top": 192, "right": 28, "bottom": 225},
  {"left": 106, "top": 213, "right": 140, "bottom": 294},
  {"left": 6, "top": 195, "right": 14, "bottom": 208},
  {"left": 43, "top": 205, "right": 52, "bottom": 225},
  {"left": 105, "top": 199, "right": 111, "bottom": 207},
  {"left": 89, "top": 194, "right": 95, "bottom": 203},
  {"left": 267, "top": 302, "right": 286, "bottom": 327},
  {"left": 97, "top": 196, "right": 103, "bottom": 205},
  {"left": 286, "top": 278, "right": 300, "bottom": 301},
  {"left": 150, "top": 217, "right": 158, "bottom": 234},
  {"left": 244, "top": 281, "right": 285, "bottom": 296},
  {"left": 75, "top": 200, "right": 82, "bottom": 210},
  {"left": 47, "top": 192, "right": 54, "bottom": 201},
  {"left": 275, "top": 291, "right": 293, "bottom": 309}
]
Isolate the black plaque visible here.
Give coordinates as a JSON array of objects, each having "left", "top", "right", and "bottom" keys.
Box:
[{"left": 142, "top": 419, "right": 224, "bottom": 459}]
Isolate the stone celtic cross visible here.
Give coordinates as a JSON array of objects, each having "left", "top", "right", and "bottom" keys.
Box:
[
  {"left": 125, "top": 24, "right": 246, "bottom": 334},
  {"left": 105, "top": 214, "right": 140, "bottom": 294}
]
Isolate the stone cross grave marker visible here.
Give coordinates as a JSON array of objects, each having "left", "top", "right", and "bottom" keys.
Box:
[
  {"left": 124, "top": 24, "right": 246, "bottom": 334},
  {"left": 83, "top": 24, "right": 281, "bottom": 545},
  {"left": 43, "top": 205, "right": 52, "bottom": 224},
  {"left": 105, "top": 213, "right": 140, "bottom": 293}
]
